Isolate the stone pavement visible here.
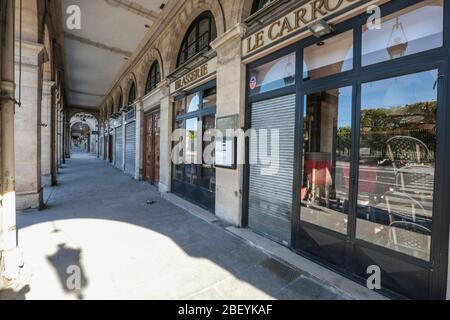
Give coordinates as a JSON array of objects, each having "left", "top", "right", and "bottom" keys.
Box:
[{"left": 0, "top": 152, "right": 346, "bottom": 300}]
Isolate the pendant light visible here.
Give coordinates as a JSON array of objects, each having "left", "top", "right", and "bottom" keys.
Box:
[{"left": 387, "top": 17, "right": 409, "bottom": 59}]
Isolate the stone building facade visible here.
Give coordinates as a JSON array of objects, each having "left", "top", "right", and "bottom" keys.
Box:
[{"left": 2, "top": 0, "right": 450, "bottom": 300}]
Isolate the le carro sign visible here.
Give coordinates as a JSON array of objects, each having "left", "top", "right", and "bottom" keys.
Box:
[
  {"left": 243, "top": 0, "right": 365, "bottom": 56},
  {"left": 170, "top": 57, "right": 217, "bottom": 93}
]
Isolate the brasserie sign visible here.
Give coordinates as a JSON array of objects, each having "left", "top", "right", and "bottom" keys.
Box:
[
  {"left": 243, "top": 0, "right": 365, "bottom": 56},
  {"left": 170, "top": 57, "right": 217, "bottom": 93}
]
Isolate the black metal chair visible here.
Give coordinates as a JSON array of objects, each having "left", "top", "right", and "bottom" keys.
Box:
[{"left": 389, "top": 221, "right": 431, "bottom": 258}]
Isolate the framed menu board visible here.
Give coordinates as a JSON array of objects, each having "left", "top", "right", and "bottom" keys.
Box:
[{"left": 215, "top": 115, "right": 237, "bottom": 169}]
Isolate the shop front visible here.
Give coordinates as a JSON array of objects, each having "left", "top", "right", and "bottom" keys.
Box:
[
  {"left": 169, "top": 11, "right": 219, "bottom": 212},
  {"left": 243, "top": 0, "right": 450, "bottom": 299},
  {"left": 170, "top": 59, "right": 217, "bottom": 212}
]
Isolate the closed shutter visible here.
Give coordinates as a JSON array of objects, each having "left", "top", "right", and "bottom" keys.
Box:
[
  {"left": 99, "top": 136, "right": 104, "bottom": 159},
  {"left": 115, "top": 127, "right": 123, "bottom": 168},
  {"left": 125, "top": 121, "right": 136, "bottom": 176},
  {"left": 248, "top": 94, "right": 296, "bottom": 245}
]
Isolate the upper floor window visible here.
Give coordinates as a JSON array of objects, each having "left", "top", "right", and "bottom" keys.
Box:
[
  {"left": 251, "top": 0, "right": 274, "bottom": 14},
  {"left": 177, "top": 12, "right": 217, "bottom": 67},
  {"left": 146, "top": 61, "right": 161, "bottom": 94},
  {"left": 118, "top": 95, "right": 123, "bottom": 111},
  {"left": 128, "top": 82, "right": 136, "bottom": 105}
]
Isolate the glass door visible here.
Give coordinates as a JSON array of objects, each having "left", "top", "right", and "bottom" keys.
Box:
[
  {"left": 293, "top": 0, "right": 448, "bottom": 299},
  {"left": 297, "top": 86, "right": 353, "bottom": 269}
]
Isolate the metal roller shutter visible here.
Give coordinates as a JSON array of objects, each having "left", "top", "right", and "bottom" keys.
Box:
[
  {"left": 115, "top": 127, "right": 123, "bottom": 168},
  {"left": 99, "top": 136, "right": 104, "bottom": 159},
  {"left": 125, "top": 121, "right": 136, "bottom": 176},
  {"left": 248, "top": 94, "right": 296, "bottom": 245}
]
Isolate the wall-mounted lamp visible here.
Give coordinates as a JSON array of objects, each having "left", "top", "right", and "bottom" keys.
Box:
[{"left": 308, "top": 19, "right": 334, "bottom": 38}]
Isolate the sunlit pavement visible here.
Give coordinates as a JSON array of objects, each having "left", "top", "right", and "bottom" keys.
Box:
[{"left": 1, "top": 152, "right": 345, "bottom": 300}]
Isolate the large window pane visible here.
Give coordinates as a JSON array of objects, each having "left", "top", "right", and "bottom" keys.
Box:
[
  {"left": 303, "top": 30, "right": 353, "bottom": 81},
  {"left": 186, "top": 93, "right": 200, "bottom": 113},
  {"left": 356, "top": 70, "right": 438, "bottom": 261},
  {"left": 249, "top": 52, "right": 295, "bottom": 96},
  {"left": 200, "top": 115, "right": 216, "bottom": 192},
  {"left": 300, "top": 87, "right": 353, "bottom": 234},
  {"left": 362, "top": 0, "right": 443, "bottom": 66},
  {"left": 184, "top": 118, "right": 198, "bottom": 185}
]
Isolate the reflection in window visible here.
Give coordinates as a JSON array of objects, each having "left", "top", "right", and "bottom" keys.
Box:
[
  {"left": 184, "top": 118, "right": 198, "bottom": 185},
  {"left": 249, "top": 52, "right": 295, "bottom": 96},
  {"left": 186, "top": 93, "right": 200, "bottom": 113},
  {"left": 177, "top": 12, "right": 217, "bottom": 66},
  {"left": 173, "top": 120, "right": 184, "bottom": 182},
  {"left": 128, "top": 82, "right": 136, "bottom": 105},
  {"left": 356, "top": 70, "right": 438, "bottom": 261},
  {"left": 304, "top": 30, "right": 353, "bottom": 81},
  {"left": 202, "top": 88, "right": 217, "bottom": 109},
  {"left": 251, "top": 0, "right": 274, "bottom": 14},
  {"left": 145, "top": 61, "right": 161, "bottom": 94},
  {"left": 174, "top": 98, "right": 185, "bottom": 116},
  {"left": 362, "top": 0, "right": 443, "bottom": 66},
  {"left": 301, "top": 87, "right": 352, "bottom": 234},
  {"left": 200, "top": 115, "right": 216, "bottom": 192}
]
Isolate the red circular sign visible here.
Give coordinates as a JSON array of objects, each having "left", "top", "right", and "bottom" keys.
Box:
[{"left": 249, "top": 76, "right": 257, "bottom": 90}]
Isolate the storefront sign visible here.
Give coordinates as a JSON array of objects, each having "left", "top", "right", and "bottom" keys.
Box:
[
  {"left": 243, "top": 0, "right": 365, "bottom": 56},
  {"left": 170, "top": 58, "right": 217, "bottom": 93}
]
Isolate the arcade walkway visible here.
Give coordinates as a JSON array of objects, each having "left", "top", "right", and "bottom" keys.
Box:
[{"left": 1, "top": 152, "right": 344, "bottom": 300}]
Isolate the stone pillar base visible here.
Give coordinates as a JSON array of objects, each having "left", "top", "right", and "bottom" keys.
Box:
[
  {"left": 0, "top": 247, "right": 24, "bottom": 288},
  {"left": 159, "top": 182, "right": 170, "bottom": 194},
  {"left": 16, "top": 189, "right": 43, "bottom": 211},
  {"left": 41, "top": 174, "right": 51, "bottom": 187}
]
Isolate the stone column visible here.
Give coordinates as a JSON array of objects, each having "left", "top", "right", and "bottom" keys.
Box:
[
  {"left": 210, "top": 24, "right": 247, "bottom": 226},
  {"left": 14, "top": 40, "right": 44, "bottom": 211},
  {"left": 159, "top": 82, "right": 172, "bottom": 193},
  {"left": 1, "top": 0, "right": 21, "bottom": 284},
  {"left": 50, "top": 86, "right": 58, "bottom": 185},
  {"left": 135, "top": 99, "right": 143, "bottom": 180},
  {"left": 40, "top": 80, "right": 55, "bottom": 187}
]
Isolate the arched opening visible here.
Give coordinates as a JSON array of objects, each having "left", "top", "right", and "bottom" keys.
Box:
[
  {"left": 70, "top": 113, "right": 98, "bottom": 154},
  {"left": 145, "top": 61, "right": 161, "bottom": 94},
  {"left": 177, "top": 11, "right": 217, "bottom": 67}
]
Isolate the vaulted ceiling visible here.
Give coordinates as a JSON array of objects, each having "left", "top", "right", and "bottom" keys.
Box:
[{"left": 60, "top": 0, "right": 166, "bottom": 110}]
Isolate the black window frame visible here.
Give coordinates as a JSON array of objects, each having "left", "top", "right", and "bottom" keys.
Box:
[
  {"left": 128, "top": 82, "right": 136, "bottom": 106},
  {"left": 251, "top": 0, "right": 274, "bottom": 15},
  {"left": 171, "top": 80, "right": 217, "bottom": 212},
  {"left": 145, "top": 61, "right": 161, "bottom": 94},
  {"left": 176, "top": 11, "right": 217, "bottom": 67}
]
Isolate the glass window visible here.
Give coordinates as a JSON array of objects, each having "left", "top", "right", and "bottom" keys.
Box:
[
  {"left": 184, "top": 118, "right": 199, "bottom": 185},
  {"left": 356, "top": 70, "right": 438, "bottom": 261},
  {"left": 249, "top": 52, "right": 295, "bottom": 96},
  {"left": 203, "top": 88, "right": 217, "bottom": 109},
  {"left": 303, "top": 30, "right": 354, "bottom": 81},
  {"left": 200, "top": 115, "right": 216, "bottom": 192},
  {"left": 362, "top": 0, "right": 443, "bottom": 66},
  {"left": 186, "top": 93, "right": 200, "bottom": 113},
  {"left": 177, "top": 12, "right": 217, "bottom": 67},
  {"left": 174, "top": 98, "right": 185, "bottom": 116},
  {"left": 251, "top": 0, "right": 274, "bottom": 14},
  {"left": 173, "top": 120, "right": 184, "bottom": 182},
  {"left": 300, "top": 87, "right": 353, "bottom": 234},
  {"left": 128, "top": 82, "right": 136, "bottom": 105},
  {"left": 146, "top": 61, "right": 161, "bottom": 94}
]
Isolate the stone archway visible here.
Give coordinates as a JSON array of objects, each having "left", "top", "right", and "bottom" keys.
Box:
[
  {"left": 136, "top": 48, "right": 165, "bottom": 98},
  {"left": 163, "top": 0, "right": 226, "bottom": 75}
]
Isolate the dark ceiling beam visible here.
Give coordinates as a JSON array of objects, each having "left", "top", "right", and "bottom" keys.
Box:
[
  {"left": 63, "top": 32, "right": 132, "bottom": 57},
  {"left": 104, "top": 0, "right": 160, "bottom": 21}
]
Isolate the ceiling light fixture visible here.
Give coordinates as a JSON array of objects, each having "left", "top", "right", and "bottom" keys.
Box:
[{"left": 308, "top": 19, "right": 334, "bottom": 38}]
